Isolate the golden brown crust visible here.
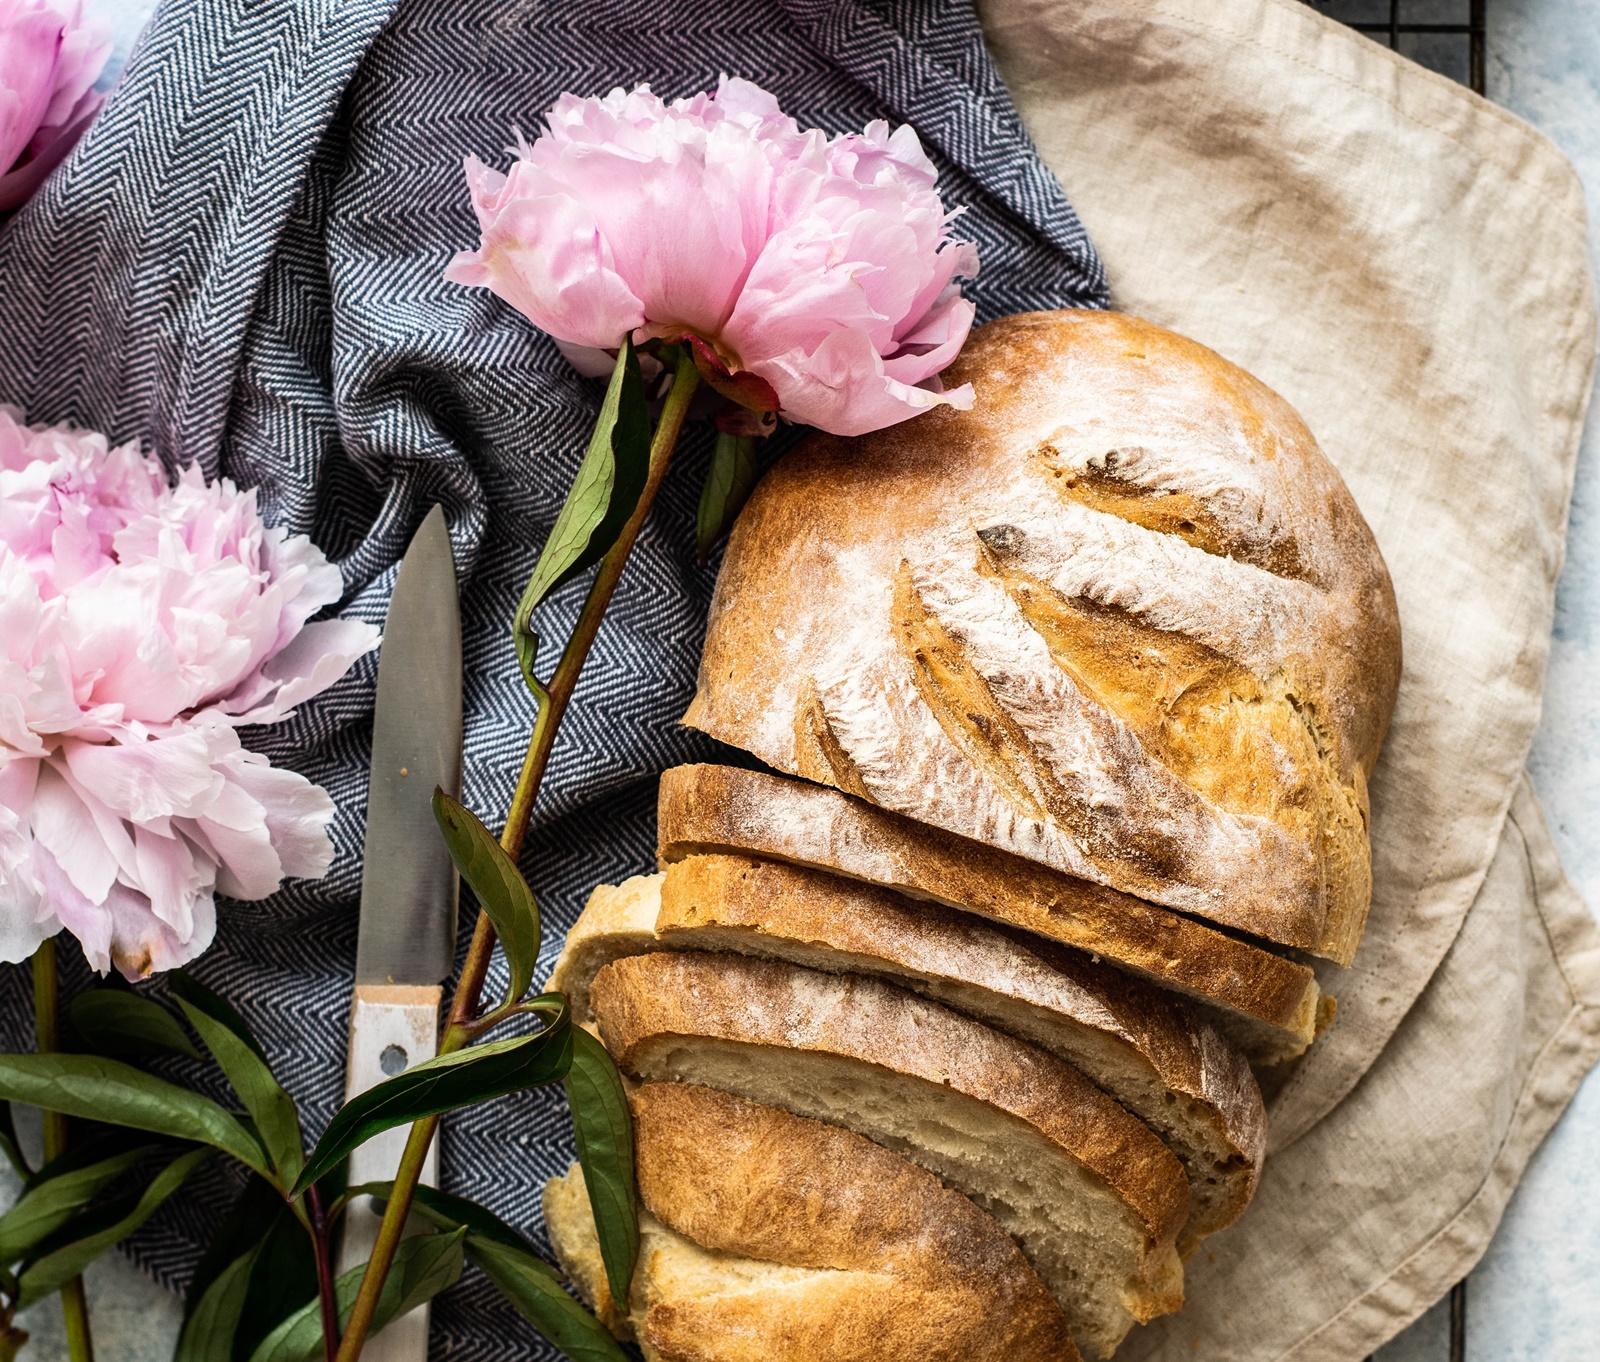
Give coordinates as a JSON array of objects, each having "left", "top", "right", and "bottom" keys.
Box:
[
  {"left": 656, "top": 853, "right": 1263, "bottom": 1248},
  {"left": 656, "top": 762, "right": 1322, "bottom": 1062},
  {"left": 589, "top": 950, "right": 1190, "bottom": 1353},
  {"left": 593, "top": 951, "right": 1191, "bottom": 1243},
  {"left": 628, "top": 1083, "right": 1081, "bottom": 1362},
  {"left": 685, "top": 310, "right": 1400, "bottom": 964}
]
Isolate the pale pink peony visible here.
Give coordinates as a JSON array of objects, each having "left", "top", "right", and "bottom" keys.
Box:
[
  {"left": 0, "top": 408, "right": 380, "bottom": 978},
  {"left": 0, "top": 0, "right": 110, "bottom": 213},
  {"left": 446, "top": 76, "right": 980, "bottom": 438}
]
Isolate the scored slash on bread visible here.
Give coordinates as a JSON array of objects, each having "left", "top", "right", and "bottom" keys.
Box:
[
  {"left": 588, "top": 950, "right": 1190, "bottom": 1359},
  {"left": 656, "top": 762, "right": 1326, "bottom": 1064},
  {"left": 684, "top": 310, "right": 1400, "bottom": 964},
  {"left": 544, "top": 1084, "right": 1081, "bottom": 1362},
  {"left": 549, "top": 862, "right": 1265, "bottom": 1254}
]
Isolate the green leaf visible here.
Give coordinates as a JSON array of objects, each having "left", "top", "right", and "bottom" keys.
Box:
[
  {"left": 0, "top": 1053, "right": 269, "bottom": 1178},
  {"left": 184, "top": 1174, "right": 283, "bottom": 1322},
  {"left": 16, "top": 1146, "right": 210, "bottom": 1308},
  {"left": 164, "top": 973, "right": 272, "bottom": 1064},
  {"left": 511, "top": 338, "right": 650, "bottom": 686},
  {"left": 0, "top": 1141, "right": 154, "bottom": 1262},
  {"left": 69, "top": 988, "right": 201, "bottom": 1061},
  {"left": 471, "top": 1236, "right": 630, "bottom": 1362},
  {"left": 176, "top": 1242, "right": 262, "bottom": 1362},
  {"left": 245, "top": 1228, "right": 466, "bottom": 1362},
  {"left": 431, "top": 792, "right": 540, "bottom": 1005},
  {"left": 170, "top": 972, "right": 304, "bottom": 1188},
  {"left": 564, "top": 1027, "right": 637, "bottom": 1308},
  {"left": 366, "top": 1185, "right": 626, "bottom": 1362},
  {"left": 294, "top": 1005, "right": 573, "bottom": 1195},
  {"left": 234, "top": 1209, "right": 319, "bottom": 1362},
  {"left": 0, "top": 1103, "right": 30, "bottom": 1179},
  {"left": 355, "top": 1181, "right": 535, "bottom": 1255},
  {"left": 696, "top": 432, "right": 760, "bottom": 563}
]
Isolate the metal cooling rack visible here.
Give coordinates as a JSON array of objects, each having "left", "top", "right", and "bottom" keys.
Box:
[{"left": 1303, "top": 9, "right": 1481, "bottom": 1362}]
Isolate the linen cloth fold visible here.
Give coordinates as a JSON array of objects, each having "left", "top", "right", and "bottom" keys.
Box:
[
  {"left": 979, "top": 0, "right": 1600, "bottom": 1355},
  {"left": 0, "top": 0, "right": 1106, "bottom": 1354}
]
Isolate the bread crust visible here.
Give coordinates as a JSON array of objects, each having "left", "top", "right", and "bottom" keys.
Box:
[
  {"left": 590, "top": 950, "right": 1190, "bottom": 1354},
  {"left": 634, "top": 1083, "right": 1080, "bottom": 1361},
  {"left": 542, "top": 1084, "right": 1081, "bottom": 1362},
  {"left": 685, "top": 310, "right": 1400, "bottom": 964},
  {"left": 657, "top": 762, "right": 1323, "bottom": 1062},
  {"left": 655, "top": 853, "right": 1264, "bottom": 1250}
]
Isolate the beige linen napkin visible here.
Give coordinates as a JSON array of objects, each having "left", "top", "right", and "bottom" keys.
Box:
[{"left": 974, "top": 0, "right": 1600, "bottom": 1355}]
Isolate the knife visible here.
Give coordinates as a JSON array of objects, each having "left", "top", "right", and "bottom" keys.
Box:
[{"left": 337, "top": 504, "right": 463, "bottom": 1360}]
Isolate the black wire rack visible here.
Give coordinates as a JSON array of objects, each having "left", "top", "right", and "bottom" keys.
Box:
[{"left": 1308, "top": 4, "right": 1479, "bottom": 1355}]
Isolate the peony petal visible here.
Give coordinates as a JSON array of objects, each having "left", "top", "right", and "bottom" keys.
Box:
[
  {"left": 187, "top": 773, "right": 283, "bottom": 901},
  {"left": 723, "top": 208, "right": 914, "bottom": 366},
  {"left": 222, "top": 618, "right": 380, "bottom": 724},
  {"left": 750, "top": 327, "right": 975, "bottom": 437},
  {"left": 0, "top": 5, "right": 63, "bottom": 174},
  {"left": 38, "top": 11, "right": 111, "bottom": 130},
  {"left": 447, "top": 159, "right": 645, "bottom": 350},
  {"left": 29, "top": 841, "right": 111, "bottom": 973},
  {"left": 104, "top": 876, "right": 211, "bottom": 981},
  {"left": 63, "top": 728, "right": 224, "bottom": 822},
  {"left": 214, "top": 751, "right": 335, "bottom": 885},
  {"left": 132, "top": 821, "right": 211, "bottom": 941},
  {"left": 0, "top": 761, "right": 53, "bottom": 964},
  {"left": 539, "top": 122, "right": 772, "bottom": 338},
  {"left": 894, "top": 238, "right": 980, "bottom": 345},
  {"left": 880, "top": 295, "right": 976, "bottom": 386},
  {"left": 552, "top": 339, "right": 617, "bottom": 378},
  {"left": 30, "top": 758, "right": 121, "bottom": 902}
]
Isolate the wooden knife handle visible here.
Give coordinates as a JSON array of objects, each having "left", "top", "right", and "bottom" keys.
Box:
[{"left": 338, "top": 983, "right": 442, "bottom": 1360}]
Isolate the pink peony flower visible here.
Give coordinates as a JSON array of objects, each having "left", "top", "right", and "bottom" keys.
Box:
[
  {"left": 0, "top": 0, "right": 110, "bottom": 213},
  {"left": 0, "top": 408, "right": 380, "bottom": 978},
  {"left": 446, "top": 77, "right": 980, "bottom": 438}
]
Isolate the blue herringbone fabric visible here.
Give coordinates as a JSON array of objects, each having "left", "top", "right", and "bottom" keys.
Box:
[{"left": 0, "top": 0, "right": 1105, "bottom": 1352}]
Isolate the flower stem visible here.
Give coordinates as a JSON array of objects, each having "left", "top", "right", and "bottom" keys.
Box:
[
  {"left": 32, "top": 938, "right": 95, "bottom": 1362},
  {"left": 333, "top": 348, "right": 703, "bottom": 1362},
  {"left": 306, "top": 1184, "right": 339, "bottom": 1362}
]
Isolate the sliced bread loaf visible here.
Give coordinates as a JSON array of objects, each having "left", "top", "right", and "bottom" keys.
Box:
[
  {"left": 588, "top": 950, "right": 1190, "bottom": 1358},
  {"left": 657, "top": 762, "right": 1326, "bottom": 1063},
  {"left": 545, "top": 1083, "right": 1080, "bottom": 1362},
  {"left": 549, "top": 861, "right": 1264, "bottom": 1252}
]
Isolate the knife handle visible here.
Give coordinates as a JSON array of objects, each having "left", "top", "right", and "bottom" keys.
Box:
[{"left": 338, "top": 984, "right": 442, "bottom": 1361}]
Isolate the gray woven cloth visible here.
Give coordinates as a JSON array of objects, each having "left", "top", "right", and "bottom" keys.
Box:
[{"left": 0, "top": 0, "right": 1106, "bottom": 1352}]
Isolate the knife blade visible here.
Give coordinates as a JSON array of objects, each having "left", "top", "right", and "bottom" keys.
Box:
[
  {"left": 338, "top": 504, "right": 463, "bottom": 1360},
  {"left": 356, "top": 502, "right": 463, "bottom": 987}
]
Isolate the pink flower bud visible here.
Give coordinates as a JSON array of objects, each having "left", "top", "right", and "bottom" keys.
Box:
[{"left": 447, "top": 77, "right": 979, "bottom": 437}]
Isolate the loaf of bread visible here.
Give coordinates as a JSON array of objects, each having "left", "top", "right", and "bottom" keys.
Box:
[
  {"left": 588, "top": 950, "right": 1190, "bottom": 1357},
  {"left": 550, "top": 864, "right": 1264, "bottom": 1252},
  {"left": 684, "top": 311, "right": 1400, "bottom": 964},
  {"left": 657, "top": 762, "right": 1325, "bottom": 1063},
  {"left": 544, "top": 1083, "right": 1080, "bottom": 1362}
]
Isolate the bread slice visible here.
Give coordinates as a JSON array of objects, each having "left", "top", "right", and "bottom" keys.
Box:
[
  {"left": 589, "top": 950, "right": 1190, "bottom": 1358},
  {"left": 544, "top": 1083, "right": 1081, "bottom": 1362},
  {"left": 657, "top": 762, "right": 1326, "bottom": 1063},
  {"left": 547, "top": 872, "right": 664, "bottom": 1021},
  {"left": 549, "top": 862, "right": 1264, "bottom": 1252}
]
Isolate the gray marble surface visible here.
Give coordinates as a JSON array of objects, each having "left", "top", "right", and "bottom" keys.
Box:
[{"left": 7, "top": 0, "right": 1599, "bottom": 1357}]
